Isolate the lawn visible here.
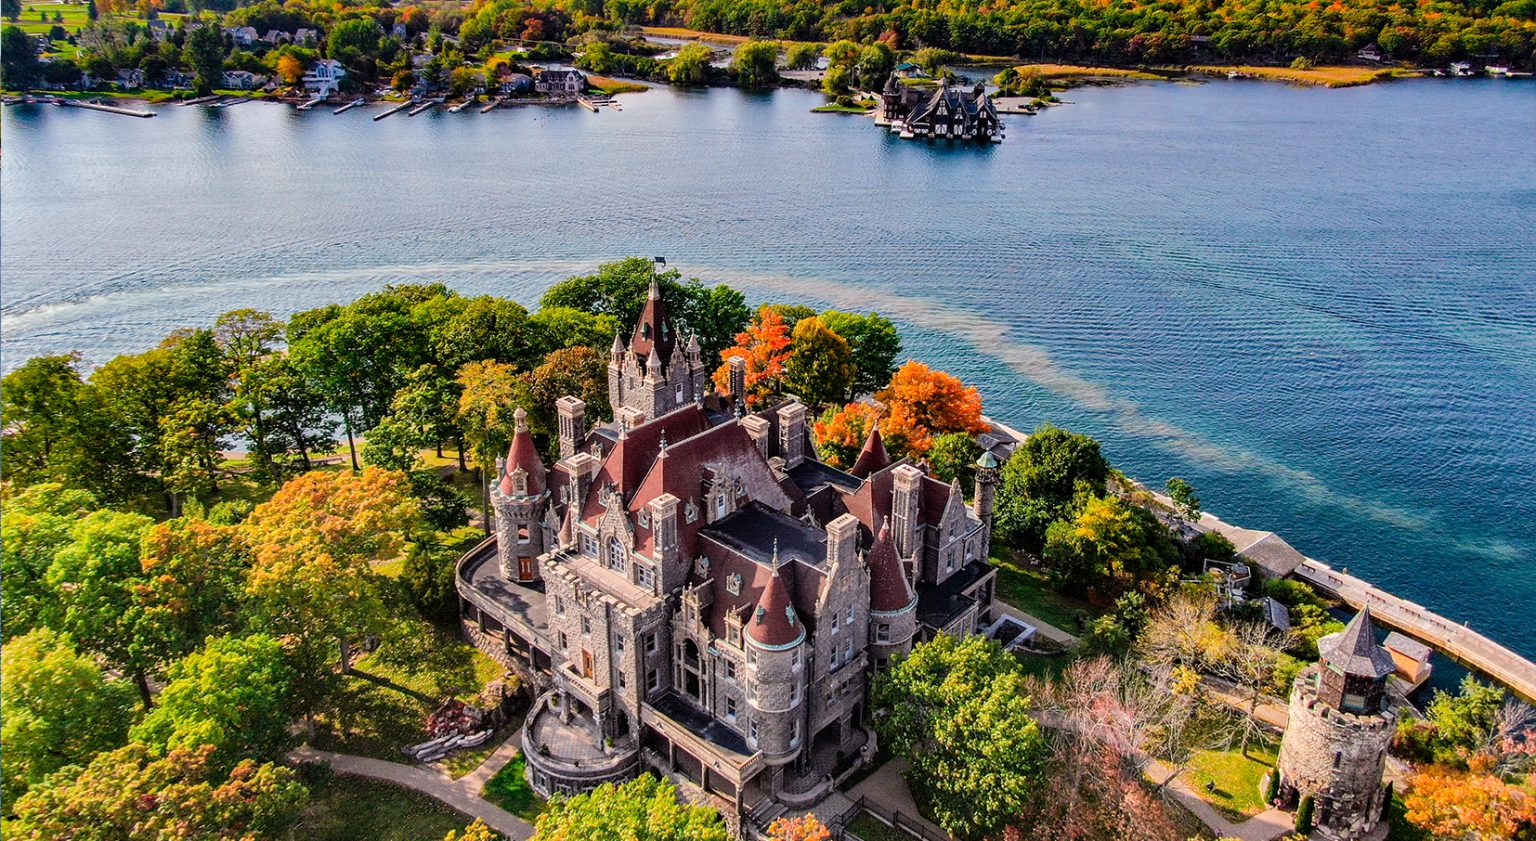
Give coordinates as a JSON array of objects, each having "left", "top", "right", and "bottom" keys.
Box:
[
  {"left": 294, "top": 775, "right": 477, "bottom": 841},
  {"left": 1182, "top": 737, "right": 1280, "bottom": 821},
  {"left": 586, "top": 75, "right": 649, "bottom": 95},
  {"left": 1189, "top": 64, "right": 1404, "bottom": 87},
  {"left": 990, "top": 550, "right": 1098, "bottom": 634},
  {"left": 315, "top": 623, "right": 504, "bottom": 762},
  {"left": 812, "top": 103, "right": 873, "bottom": 113},
  {"left": 1014, "top": 63, "right": 1167, "bottom": 80},
  {"left": 480, "top": 753, "right": 545, "bottom": 823},
  {"left": 845, "top": 812, "right": 909, "bottom": 841}
]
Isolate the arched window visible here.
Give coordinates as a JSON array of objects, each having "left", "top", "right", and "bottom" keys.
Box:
[{"left": 608, "top": 537, "right": 627, "bottom": 573}]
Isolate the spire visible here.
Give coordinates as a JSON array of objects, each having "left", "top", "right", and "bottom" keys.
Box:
[
  {"left": 867, "top": 518, "right": 916, "bottom": 614},
  {"left": 648, "top": 274, "right": 661, "bottom": 301},
  {"left": 748, "top": 559, "right": 803, "bottom": 648},
  {"left": 630, "top": 272, "right": 676, "bottom": 367},
  {"left": 611, "top": 331, "right": 626, "bottom": 355},
  {"left": 1321, "top": 605, "right": 1395, "bottom": 679},
  {"left": 499, "top": 407, "right": 546, "bottom": 497},
  {"left": 850, "top": 423, "right": 891, "bottom": 478}
]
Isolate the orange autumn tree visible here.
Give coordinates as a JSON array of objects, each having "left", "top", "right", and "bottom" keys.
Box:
[
  {"left": 1404, "top": 761, "right": 1536, "bottom": 840},
  {"left": 766, "top": 814, "right": 832, "bottom": 841},
  {"left": 876, "top": 360, "right": 989, "bottom": 457},
  {"left": 813, "top": 401, "right": 883, "bottom": 468},
  {"left": 277, "top": 54, "right": 305, "bottom": 87},
  {"left": 713, "top": 307, "right": 791, "bottom": 408}
]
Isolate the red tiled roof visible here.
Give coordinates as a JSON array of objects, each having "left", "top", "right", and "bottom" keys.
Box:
[
  {"left": 499, "top": 408, "right": 546, "bottom": 497},
  {"left": 850, "top": 425, "right": 891, "bottom": 478},
  {"left": 867, "top": 520, "right": 915, "bottom": 613},
  {"left": 748, "top": 562, "right": 803, "bottom": 647},
  {"left": 579, "top": 405, "right": 710, "bottom": 522},
  {"left": 629, "top": 277, "right": 677, "bottom": 369}
]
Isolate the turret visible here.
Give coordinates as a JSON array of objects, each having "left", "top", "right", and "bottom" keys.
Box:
[
  {"left": 850, "top": 423, "right": 890, "bottom": 478},
  {"left": 890, "top": 464, "right": 924, "bottom": 566},
  {"left": 745, "top": 552, "right": 806, "bottom": 764},
  {"left": 866, "top": 519, "right": 917, "bottom": 667},
  {"left": 973, "top": 449, "right": 999, "bottom": 532},
  {"left": 492, "top": 407, "right": 549, "bottom": 583}
]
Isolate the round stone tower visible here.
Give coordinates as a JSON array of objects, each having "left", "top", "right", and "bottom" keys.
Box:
[
  {"left": 745, "top": 556, "right": 807, "bottom": 768},
  {"left": 866, "top": 520, "right": 917, "bottom": 669},
  {"left": 1276, "top": 606, "right": 1397, "bottom": 840},
  {"left": 492, "top": 407, "right": 549, "bottom": 583}
]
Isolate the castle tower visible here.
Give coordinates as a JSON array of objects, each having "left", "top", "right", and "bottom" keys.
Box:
[
  {"left": 492, "top": 407, "right": 549, "bottom": 583},
  {"left": 865, "top": 520, "right": 917, "bottom": 669},
  {"left": 556, "top": 396, "right": 585, "bottom": 459},
  {"left": 1276, "top": 606, "right": 1397, "bottom": 839},
  {"left": 745, "top": 552, "right": 807, "bottom": 769},
  {"left": 890, "top": 464, "right": 924, "bottom": 572},
  {"left": 973, "top": 450, "right": 999, "bottom": 542},
  {"left": 849, "top": 423, "right": 891, "bottom": 479}
]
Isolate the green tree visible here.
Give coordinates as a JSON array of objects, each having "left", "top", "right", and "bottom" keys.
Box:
[
  {"left": 327, "top": 17, "right": 383, "bottom": 77},
  {"left": 132, "top": 517, "right": 252, "bottom": 676},
  {"left": 731, "top": 39, "right": 779, "bottom": 86},
  {"left": 823, "top": 39, "right": 860, "bottom": 69},
  {"left": 874, "top": 634, "right": 1049, "bottom": 841},
  {"left": 390, "top": 364, "right": 464, "bottom": 463},
  {"left": 239, "top": 353, "right": 336, "bottom": 473},
  {"left": 821, "top": 62, "right": 850, "bottom": 95},
  {"left": 993, "top": 423, "right": 1110, "bottom": 551},
  {"left": 3, "top": 0, "right": 21, "bottom": 22},
  {"left": 214, "top": 309, "right": 286, "bottom": 479},
  {"left": 2, "top": 24, "right": 39, "bottom": 89},
  {"left": 819, "top": 310, "right": 901, "bottom": 398},
  {"left": 521, "top": 345, "right": 610, "bottom": 444},
  {"left": 7, "top": 744, "right": 308, "bottom": 841},
  {"left": 131, "top": 634, "right": 296, "bottom": 772},
  {"left": 782, "top": 315, "right": 855, "bottom": 410},
  {"left": 527, "top": 305, "right": 619, "bottom": 359},
  {"left": 855, "top": 41, "right": 895, "bottom": 89},
  {"left": 530, "top": 774, "right": 729, "bottom": 841},
  {"left": 667, "top": 42, "right": 713, "bottom": 84},
  {"left": 1165, "top": 476, "right": 1200, "bottom": 523},
  {"left": 435, "top": 295, "right": 531, "bottom": 370},
  {"left": 1, "top": 353, "right": 137, "bottom": 500},
  {"left": 159, "top": 396, "right": 232, "bottom": 515},
  {"left": 0, "top": 484, "right": 96, "bottom": 641},
  {"left": 785, "top": 42, "right": 818, "bottom": 69},
  {"left": 1, "top": 628, "right": 136, "bottom": 804},
  {"left": 288, "top": 303, "right": 413, "bottom": 469},
  {"left": 1042, "top": 494, "right": 1176, "bottom": 594},
  {"left": 183, "top": 20, "right": 225, "bottom": 95},
  {"left": 1296, "top": 794, "right": 1315, "bottom": 834},
  {"left": 927, "top": 432, "right": 982, "bottom": 487},
  {"left": 913, "top": 47, "right": 960, "bottom": 75}
]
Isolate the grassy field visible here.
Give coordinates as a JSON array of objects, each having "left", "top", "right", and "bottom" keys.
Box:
[
  {"left": 990, "top": 550, "right": 1097, "bottom": 634},
  {"left": 1183, "top": 737, "right": 1280, "bottom": 821},
  {"left": 586, "top": 74, "right": 649, "bottom": 95},
  {"left": 315, "top": 623, "right": 504, "bottom": 762},
  {"left": 811, "top": 102, "right": 873, "bottom": 113},
  {"left": 1015, "top": 63, "right": 1167, "bottom": 80},
  {"left": 639, "top": 26, "right": 750, "bottom": 45},
  {"left": 295, "top": 776, "right": 476, "bottom": 841},
  {"left": 1190, "top": 64, "right": 1406, "bottom": 87},
  {"left": 481, "top": 753, "right": 545, "bottom": 823}
]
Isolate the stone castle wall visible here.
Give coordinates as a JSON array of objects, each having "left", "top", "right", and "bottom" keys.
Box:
[{"left": 1277, "top": 665, "right": 1394, "bottom": 840}]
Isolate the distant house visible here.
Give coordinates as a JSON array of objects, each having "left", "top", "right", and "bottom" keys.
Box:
[
  {"left": 302, "top": 58, "right": 346, "bottom": 95},
  {"left": 1358, "top": 43, "right": 1384, "bottom": 62},
  {"left": 222, "top": 70, "right": 267, "bottom": 90},
  {"left": 147, "top": 19, "right": 168, "bottom": 41},
  {"left": 262, "top": 29, "right": 287, "bottom": 44},
  {"left": 390, "top": 22, "right": 407, "bottom": 39},
  {"left": 223, "top": 26, "right": 258, "bottom": 47},
  {"left": 535, "top": 68, "right": 584, "bottom": 96},
  {"left": 893, "top": 61, "right": 928, "bottom": 79},
  {"left": 116, "top": 68, "right": 144, "bottom": 88},
  {"left": 293, "top": 28, "right": 318, "bottom": 46},
  {"left": 878, "top": 76, "right": 1001, "bottom": 143},
  {"left": 500, "top": 72, "right": 533, "bottom": 95}
]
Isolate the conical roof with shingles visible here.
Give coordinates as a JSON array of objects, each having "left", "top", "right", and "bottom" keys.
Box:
[
  {"left": 629, "top": 276, "right": 677, "bottom": 370},
  {"left": 850, "top": 425, "right": 891, "bottom": 479},
  {"left": 747, "top": 558, "right": 804, "bottom": 649},
  {"left": 867, "top": 520, "right": 915, "bottom": 614},
  {"left": 499, "top": 408, "right": 546, "bottom": 497},
  {"left": 1321, "top": 605, "right": 1396, "bottom": 679}
]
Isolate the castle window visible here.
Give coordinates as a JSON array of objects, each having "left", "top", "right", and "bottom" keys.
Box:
[
  {"left": 728, "top": 623, "right": 741, "bottom": 647},
  {"left": 790, "top": 719, "right": 800, "bottom": 748},
  {"left": 608, "top": 537, "right": 627, "bottom": 573},
  {"left": 830, "top": 612, "right": 839, "bottom": 633},
  {"left": 647, "top": 668, "right": 660, "bottom": 691},
  {"left": 791, "top": 649, "right": 801, "bottom": 672},
  {"left": 725, "top": 696, "right": 737, "bottom": 720},
  {"left": 1343, "top": 693, "right": 1367, "bottom": 712},
  {"left": 846, "top": 605, "right": 855, "bottom": 626},
  {"left": 876, "top": 623, "right": 890, "bottom": 643},
  {"left": 636, "top": 564, "right": 655, "bottom": 590},
  {"left": 725, "top": 660, "right": 737, "bottom": 682},
  {"left": 581, "top": 615, "right": 592, "bottom": 635},
  {"left": 675, "top": 384, "right": 684, "bottom": 403},
  {"left": 714, "top": 494, "right": 727, "bottom": 520},
  {"left": 830, "top": 647, "right": 840, "bottom": 669},
  {"left": 747, "top": 648, "right": 757, "bottom": 668},
  {"left": 726, "top": 573, "right": 742, "bottom": 596},
  {"left": 617, "top": 670, "right": 627, "bottom": 689},
  {"left": 845, "top": 639, "right": 854, "bottom": 663},
  {"left": 1333, "top": 751, "right": 1342, "bottom": 769},
  {"left": 581, "top": 534, "right": 597, "bottom": 557},
  {"left": 646, "top": 633, "right": 658, "bottom": 654},
  {"left": 638, "top": 510, "right": 650, "bottom": 529},
  {"left": 518, "top": 525, "right": 531, "bottom": 544},
  {"left": 748, "top": 719, "right": 759, "bottom": 746},
  {"left": 558, "top": 632, "right": 568, "bottom": 652},
  {"left": 790, "top": 682, "right": 800, "bottom": 705},
  {"left": 615, "top": 633, "right": 626, "bottom": 653}
]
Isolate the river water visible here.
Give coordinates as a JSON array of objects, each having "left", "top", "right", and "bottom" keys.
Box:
[{"left": 3, "top": 77, "right": 1534, "bottom": 662}]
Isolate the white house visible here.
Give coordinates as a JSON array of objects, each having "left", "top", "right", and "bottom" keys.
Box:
[
  {"left": 223, "top": 26, "right": 258, "bottom": 47},
  {"left": 302, "top": 59, "right": 346, "bottom": 95},
  {"left": 535, "top": 68, "right": 584, "bottom": 96}
]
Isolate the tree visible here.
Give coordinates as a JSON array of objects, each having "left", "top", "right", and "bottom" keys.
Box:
[
  {"left": 823, "top": 39, "right": 859, "bottom": 69},
  {"left": 994, "top": 423, "right": 1109, "bottom": 551},
  {"left": 713, "top": 307, "right": 793, "bottom": 407},
  {"left": 731, "top": 39, "right": 779, "bottom": 86},
  {"left": 159, "top": 396, "right": 233, "bottom": 515},
  {"left": 3, "top": 0, "right": 21, "bottom": 22},
  {"left": 131, "top": 634, "right": 296, "bottom": 773},
  {"left": 44, "top": 509, "right": 159, "bottom": 706},
  {"left": 855, "top": 41, "right": 895, "bottom": 89},
  {"left": 783, "top": 315, "right": 855, "bottom": 410},
  {"left": 436, "top": 295, "right": 531, "bottom": 371},
  {"left": 239, "top": 353, "right": 336, "bottom": 473},
  {"left": 813, "top": 401, "right": 882, "bottom": 468},
  {"left": 215, "top": 309, "right": 284, "bottom": 479},
  {"left": 522, "top": 345, "right": 610, "bottom": 444},
  {"left": 818, "top": 310, "right": 901, "bottom": 398},
  {"left": 391, "top": 364, "right": 463, "bottom": 464},
  {"left": 1, "top": 353, "right": 136, "bottom": 500},
  {"left": 1, "top": 484, "right": 96, "bottom": 641},
  {"left": 1165, "top": 477, "right": 1200, "bottom": 523},
  {"left": 1136, "top": 590, "right": 1233, "bottom": 674},
  {"left": 183, "top": 19, "right": 225, "bottom": 95},
  {"left": 530, "top": 774, "right": 729, "bottom": 841},
  {"left": 527, "top": 305, "right": 619, "bottom": 359},
  {"left": 445, "top": 821, "right": 500, "bottom": 841},
  {"left": 1403, "top": 763, "right": 1536, "bottom": 840},
  {"left": 1400, "top": 676, "right": 1514, "bottom": 768},
  {"left": 132, "top": 517, "right": 252, "bottom": 678},
  {"left": 927, "top": 432, "right": 982, "bottom": 487},
  {"left": 242, "top": 468, "right": 419, "bottom": 732},
  {"left": 785, "top": 42, "right": 818, "bottom": 70},
  {"left": 874, "top": 634, "right": 1049, "bottom": 841},
  {"left": 1221, "top": 621, "right": 1293, "bottom": 757},
  {"left": 327, "top": 17, "right": 382, "bottom": 77},
  {"left": 667, "top": 42, "right": 713, "bottom": 84},
  {"left": 7, "top": 744, "right": 308, "bottom": 841},
  {"left": 2, "top": 24, "right": 39, "bottom": 89},
  {"left": 288, "top": 302, "right": 416, "bottom": 469},
  {"left": 913, "top": 47, "right": 961, "bottom": 75},
  {"left": 876, "top": 360, "right": 988, "bottom": 458},
  {"left": 277, "top": 52, "right": 303, "bottom": 85},
  {"left": 538, "top": 259, "right": 746, "bottom": 359},
  {"left": 767, "top": 814, "right": 832, "bottom": 841},
  {"left": 821, "top": 62, "right": 850, "bottom": 96},
  {"left": 1042, "top": 495, "right": 1177, "bottom": 595},
  {"left": 1295, "top": 794, "right": 1315, "bottom": 834},
  {"left": 1, "top": 628, "right": 136, "bottom": 804}
]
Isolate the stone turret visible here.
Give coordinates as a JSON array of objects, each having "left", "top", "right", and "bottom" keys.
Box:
[
  {"left": 866, "top": 519, "right": 917, "bottom": 668},
  {"left": 973, "top": 449, "right": 999, "bottom": 541},
  {"left": 849, "top": 424, "right": 890, "bottom": 479},
  {"left": 1276, "top": 607, "right": 1396, "bottom": 839},
  {"left": 745, "top": 551, "right": 807, "bottom": 765},
  {"left": 492, "top": 407, "right": 549, "bottom": 583}
]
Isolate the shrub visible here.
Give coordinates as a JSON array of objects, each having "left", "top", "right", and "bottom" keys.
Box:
[{"left": 1296, "top": 794, "right": 1315, "bottom": 834}]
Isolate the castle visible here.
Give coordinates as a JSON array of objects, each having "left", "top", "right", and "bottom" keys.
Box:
[
  {"left": 876, "top": 75, "right": 1002, "bottom": 143},
  {"left": 1276, "top": 606, "right": 1396, "bottom": 840},
  {"left": 456, "top": 281, "right": 1001, "bottom": 830}
]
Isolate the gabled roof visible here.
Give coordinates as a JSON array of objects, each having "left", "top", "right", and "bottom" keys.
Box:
[
  {"left": 1321, "top": 605, "right": 1396, "bottom": 680},
  {"left": 850, "top": 425, "right": 891, "bottom": 478},
  {"left": 579, "top": 405, "right": 711, "bottom": 521},
  {"left": 499, "top": 408, "right": 546, "bottom": 497},
  {"left": 868, "top": 520, "right": 915, "bottom": 614},
  {"left": 747, "top": 559, "right": 805, "bottom": 648}
]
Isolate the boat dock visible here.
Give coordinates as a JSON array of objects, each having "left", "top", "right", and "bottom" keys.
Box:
[
  {"left": 179, "top": 95, "right": 221, "bottom": 106},
  {"left": 407, "top": 98, "right": 441, "bottom": 116},
  {"left": 374, "top": 100, "right": 414, "bottom": 121},
  {"left": 333, "top": 98, "right": 365, "bottom": 114},
  {"left": 214, "top": 96, "right": 250, "bottom": 108},
  {"left": 479, "top": 98, "right": 501, "bottom": 114},
  {"left": 296, "top": 94, "right": 326, "bottom": 111},
  {"left": 57, "top": 98, "right": 155, "bottom": 118},
  {"left": 577, "top": 95, "right": 599, "bottom": 112},
  {"left": 446, "top": 99, "right": 472, "bottom": 113},
  {"left": 1295, "top": 560, "right": 1536, "bottom": 703}
]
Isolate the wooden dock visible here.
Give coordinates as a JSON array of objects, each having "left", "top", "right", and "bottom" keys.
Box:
[
  {"left": 1296, "top": 559, "right": 1536, "bottom": 703},
  {"left": 333, "top": 98, "right": 365, "bottom": 114},
  {"left": 446, "top": 99, "right": 472, "bottom": 113},
  {"left": 479, "top": 98, "right": 501, "bottom": 114},
  {"left": 57, "top": 98, "right": 154, "bottom": 118},
  {"left": 296, "top": 94, "right": 326, "bottom": 111},
  {"left": 577, "top": 95, "right": 599, "bottom": 112},
  {"left": 407, "top": 99, "right": 440, "bottom": 116},
  {"left": 374, "top": 100, "right": 414, "bottom": 121},
  {"left": 179, "top": 95, "right": 221, "bottom": 106}
]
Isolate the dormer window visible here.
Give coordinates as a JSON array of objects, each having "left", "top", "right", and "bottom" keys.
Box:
[
  {"left": 726, "top": 573, "right": 742, "bottom": 596},
  {"left": 608, "top": 537, "right": 627, "bottom": 573},
  {"left": 714, "top": 494, "right": 727, "bottom": 520},
  {"left": 685, "top": 500, "right": 700, "bottom": 523},
  {"left": 642, "top": 322, "right": 652, "bottom": 340},
  {"left": 638, "top": 510, "right": 651, "bottom": 529}
]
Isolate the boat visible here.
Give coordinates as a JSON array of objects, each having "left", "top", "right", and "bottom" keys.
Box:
[
  {"left": 1487, "top": 65, "right": 1510, "bottom": 77},
  {"left": 1450, "top": 62, "right": 1475, "bottom": 77}
]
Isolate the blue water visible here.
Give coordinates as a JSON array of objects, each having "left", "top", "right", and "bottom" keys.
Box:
[{"left": 4, "top": 78, "right": 1534, "bottom": 661}]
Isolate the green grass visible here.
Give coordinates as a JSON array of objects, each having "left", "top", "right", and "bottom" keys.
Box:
[
  {"left": 845, "top": 811, "right": 909, "bottom": 841},
  {"left": 990, "top": 550, "right": 1098, "bottom": 633},
  {"left": 1183, "top": 737, "right": 1280, "bottom": 821},
  {"left": 294, "top": 775, "right": 477, "bottom": 841},
  {"left": 480, "top": 753, "right": 545, "bottom": 822},
  {"left": 315, "top": 623, "right": 505, "bottom": 762},
  {"left": 811, "top": 102, "right": 873, "bottom": 113}
]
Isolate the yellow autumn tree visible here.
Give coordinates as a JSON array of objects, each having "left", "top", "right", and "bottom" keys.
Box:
[
  {"left": 277, "top": 54, "right": 305, "bottom": 86},
  {"left": 1404, "top": 762, "right": 1536, "bottom": 840},
  {"left": 767, "top": 814, "right": 832, "bottom": 841}
]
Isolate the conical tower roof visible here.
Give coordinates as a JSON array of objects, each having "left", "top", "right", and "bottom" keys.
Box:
[
  {"left": 499, "top": 407, "right": 546, "bottom": 497},
  {"left": 629, "top": 275, "right": 676, "bottom": 368},
  {"left": 748, "top": 551, "right": 804, "bottom": 649},
  {"left": 867, "top": 519, "right": 915, "bottom": 614},
  {"left": 850, "top": 424, "right": 891, "bottom": 478},
  {"left": 1320, "top": 605, "right": 1395, "bottom": 679}
]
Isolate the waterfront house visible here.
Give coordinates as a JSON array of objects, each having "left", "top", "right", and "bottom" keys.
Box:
[
  {"left": 293, "top": 28, "right": 318, "bottom": 46},
  {"left": 878, "top": 75, "right": 1001, "bottom": 142},
  {"left": 222, "top": 70, "right": 267, "bottom": 90},
  {"left": 893, "top": 61, "right": 928, "bottom": 79},
  {"left": 116, "top": 68, "right": 143, "bottom": 88},
  {"left": 535, "top": 68, "right": 585, "bottom": 97},
  {"left": 223, "top": 26, "right": 258, "bottom": 48},
  {"left": 1358, "top": 43, "right": 1385, "bottom": 62},
  {"left": 302, "top": 59, "right": 347, "bottom": 95},
  {"left": 455, "top": 281, "right": 1000, "bottom": 831},
  {"left": 147, "top": 19, "right": 168, "bottom": 41},
  {"left": 500, "top": 73, "right": 534, "bottom": 95}
]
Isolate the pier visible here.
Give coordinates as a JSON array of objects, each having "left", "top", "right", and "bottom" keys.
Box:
[
  {"left": 334, "top": 98, "right": 365, "bottom": 114},
  {"left": 179, "top": 95, "right": 221, "bottom": 106},
  {"left": 1295, "top": 560, "right": 1536, "bottom": 703},
  {"left": 479, "top": 98, "right": 501, "bottom": 114},
  {"left": 407, "top": 99, "right": 442, "bottom": 116},
  {"left": 296, "top": 95, "right": 326, "bottom": 111},
  {"left": 577, "top": 95, "right": 599, "bottom": 112},
  {"left": 374, "top": 100, "right": 414, "bottom": 121},
  {"left": 57, "top": 98, "right": 154, "bottom": 118}
]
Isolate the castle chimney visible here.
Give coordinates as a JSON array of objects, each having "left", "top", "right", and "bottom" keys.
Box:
[
  {"left": 825, "top": 513, "right": 859, "bottom": 568},
  {"left": 776, "top": 401, "right": 806, "bottom": 469},
  {"left": 728, "top": 355, "right": 747, "bottom": 409},
  {"left": 556, "top": 395, "right": 586, "bottom": 460}
]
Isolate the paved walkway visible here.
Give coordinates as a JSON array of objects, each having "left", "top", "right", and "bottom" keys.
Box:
[
  {"left": 843, "top": 758, "right": 950, "bottom": 840},
  {"left": 993, "top": 599, "right": 1079, "bottom": 647},
  {"left": 1145, "top": 760, "right": 1294, "bottom": 841},
  {"left": 292, "top": 737, "right": 535, "bottom": 840}
]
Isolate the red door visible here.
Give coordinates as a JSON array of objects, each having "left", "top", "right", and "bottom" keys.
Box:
[{"left": 518, "top": 556, "right": 534, "bottom": 580}]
